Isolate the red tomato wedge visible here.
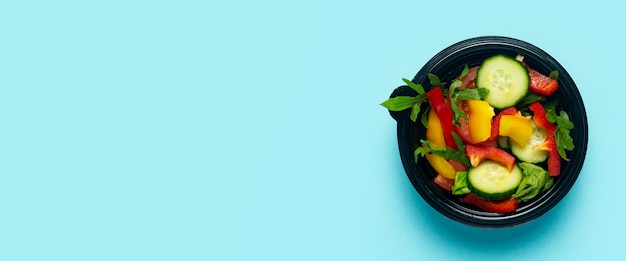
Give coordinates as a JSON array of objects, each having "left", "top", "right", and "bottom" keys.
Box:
[
  {"left": 529, "top": 68, "right": 558, "bottom": 96},
  {"left": 459, "top": 66, "right": 479, "bottom": 89},
  {"left": 434, "top": 174, "right": 455, "bottom": 191}
]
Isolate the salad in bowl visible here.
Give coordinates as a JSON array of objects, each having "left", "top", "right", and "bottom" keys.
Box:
[{"left": 381, "top": 36, "right": 587, "bottom": 228}]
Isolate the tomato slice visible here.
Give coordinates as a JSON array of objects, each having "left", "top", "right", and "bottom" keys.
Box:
[
  {"left": 459, "top": 66, "right": 479, "bottom": 89},
  {"left": 529, "top": 68, "right": 558, "bottom": 96},
  {"left": 434, "top": 174, "right": 455, "bottom": 191}
]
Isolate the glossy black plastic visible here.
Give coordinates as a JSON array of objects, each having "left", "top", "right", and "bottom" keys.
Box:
[{"left": 389, "top": 36, "right": 588, "bottom": 228}]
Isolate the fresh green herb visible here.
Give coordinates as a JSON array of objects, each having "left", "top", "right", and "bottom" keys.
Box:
[
  {"left": 544, "top": 102, "right": 575, "bottom": 160},
  {"left": 410, "top": 103, "right": 420, "bottom": 122},
  {"left": 553, "top": 111, "right": 575, "bottom": 160},
  {"left": 516, "top": 92, "right": 544, "bottom": 108},
  {"left": 549, "top": 70, "right": 559, "bottom": 80},
  {"left": 380, "top": 96, "right": 422, "bottom": 111},
  {"left": 452, "top": 132, "right": 466, "bottom": 156},
  {"left": 451, "top": 171, "right": 470, "bottom": 195},
  {"left": 448, "top": 79, "right": 466, "bottom": 124},
  {"left": 414, "top": 145, "right": 428, "bottom": 162},
  {"left": 415, "top": 139, "right": 470, "bottom": 166},
  {"left": 456, "top": 88, "right": 489, "bottom": 100},
  {"left": 380, "top": 78, "right": 429, "bottom": 123},
  {"left": 459, "top": 64, "right": 469, "bottom": 79},
  {"left": 420, "top": 107, "right": 430, "bottom": 128},
  {"left": 402, "top": 78, "right": 426, "bottom": 95},
  {"left": 428, "top": 73, "right": 446, "bottom": 88},
  {"left": 449, "top": 86, "right": 489, "bottom": 125},
  {"left": 512, "top": 163, "right": 554, "bottom": 202}
]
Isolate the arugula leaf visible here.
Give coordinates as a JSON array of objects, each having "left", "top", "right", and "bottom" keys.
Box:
[
  {"left": 410, "top": 102, "right": 421, "bottom": 122},
  {"left": 448, "top": 80, "right": 466, "bottom": 125},
  {"left": 449, "top": 86, "right": 490, "bottom": 125},
  {"left": 451, "top": 171, "right": 470, "bottom": 195},
  {"left": 549, "top": 70, "right": 559, "bottom": 80},
  {"left": 420, "top": 107, "right": 430, "bottom": 128},
  {"left": 459, "top": 64, "right": 469, "bottom": 80},
  {"left": 516, "top": 92, "right": 544, "bottom": 108},
  {"left": 512, "top": 163, "right": 553, "bottom": 202},
  {"left": 402, "top": 78, "right": 426, "bottom": 95},
  {"left": 428, "top": 73, "right": 446, "bottom": 88},
  {"left": 417, "top": 139, "right": 470, "bottom": 166},
  {"left": 544, "top": 103, "right": 575, "bottom": 160},
  {"left": 380, "top": 78, "right": 431, "bottom": 122},
  {"left": 414, "top": 146, "right": 428, "bottom": 163},
  {"left": 554, "top": 111, "right": 575, "bottom": 160},
  {"left": 452, "top": 132, "right": 465, "bottom": 155},
  {"left": 380, "top": 96, "right": 421, "bottom": 111},
  {"left": 455, "top": 88, "right": 489, "bottom": 100}
]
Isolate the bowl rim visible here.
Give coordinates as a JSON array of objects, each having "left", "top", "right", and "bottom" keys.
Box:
[{"left": 390, "top": 36, "right": 588, "bottom": 228}]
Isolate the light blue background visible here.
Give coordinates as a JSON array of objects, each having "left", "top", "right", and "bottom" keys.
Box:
[{"left": 0, "top": 0, "right": 617, "bottom": 260}]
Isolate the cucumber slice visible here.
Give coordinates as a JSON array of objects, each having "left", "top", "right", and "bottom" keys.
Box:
[
  {"left": 476, "top": 55, "right": 529, "bottom": 109},
  {"left": 467, "top": 160, "right": 522, "bottom": 201},
  {"left": 510, "top": 121, "right": 548, "bottom": 163}
]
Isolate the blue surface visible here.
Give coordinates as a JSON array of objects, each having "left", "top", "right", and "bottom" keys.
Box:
[{"left": 0, "top": 0, "right": 619, "bottom": 260}]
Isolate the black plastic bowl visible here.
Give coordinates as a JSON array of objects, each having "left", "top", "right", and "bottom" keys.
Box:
[{"left": 388, "top": 36, "right": 588, "bottom": 228}]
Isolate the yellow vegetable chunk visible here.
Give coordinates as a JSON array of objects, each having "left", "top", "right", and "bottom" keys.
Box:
[
  {"left": 499, "top": 114, "right": 533, "bottom": 145},
  {"left": 467, "top": 100, "right": 495, "bottom": 143},
  {"left": 425, "top": 107, "right": 456, "bottom": 179},
  {"left": 426, "top": 109, "right": 446, "bottom": 146},
  {"left": 425, "top": 153, "right": 457, "bottom": 179}
]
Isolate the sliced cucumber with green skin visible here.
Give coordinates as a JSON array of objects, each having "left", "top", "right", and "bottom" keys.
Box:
[
  {"left": 510, "top": 121, "right": 548, "bottom": 163},
  {"left": 476, "top": 55, "right": 529, "bottom": 109},
  {"left": 467, "top": 160, "right": 522, "bottom": 201}
]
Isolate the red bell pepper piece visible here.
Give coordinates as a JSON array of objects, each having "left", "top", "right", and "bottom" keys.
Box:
[
  {"left": 462, "top": 194, "right": 518, "bottom": 214},
  {"left": 465, "top": 144, "right": 516, "bottom": 172},
  {"left": 427, "top": 87, "right": 457, "bottom": 149},
  {"left": 490, "top": 106, "right": 519, "bottom": 140},
  {"left": 529, "top": 68, "right": 559, "bottom": 96},
  {"left": 528, "top": 102, "right": 560, "bottom": 176}
]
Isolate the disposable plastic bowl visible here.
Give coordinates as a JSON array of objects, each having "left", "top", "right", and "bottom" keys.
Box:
[{"left": 388, "top": 36, "right": 588, "bottom": 228}]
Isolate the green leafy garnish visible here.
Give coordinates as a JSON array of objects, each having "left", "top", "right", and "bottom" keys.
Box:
[
  {"left": 451, "top": 171, "right": 470, "bottom": 195},
  {"left": 414, "top": 138, "right": 470, "bottom": 166},
  {"left": 420, "top": 107, "right": 430, "bottom": 128},
  {"left": 428, "top": 73, "right": 446, "bottom": 88},
  {"left": 403, "top": 78, "right": 426, "bottom": 95},
  {"left": 459, "top": 64, "right": 469, "bottom": 79},
  {"left": 553, "top": 111, "right": 575, "bottom": 160},
  {"left": 380, "top": 78, "right": 429, "bottom": 123},
  {"left": 512, "top": 163, "right": 554, "bottom": 202},
  {"left": 549, "top": 70, "right": 559, "bottom": 80},
  {"left": 445, "top": 64, "right": 490, "bottom": 125},
  {"left": 544, "top": 102, "right": 575, "bottom": 160},
  {"left": 380, "top": 96, "right": 421, "bottom": 111},
  {"left": 449, "top": 84, "right": 489, "bottom": 125},
  {"left": 516, "top": 92, "right": 544, "bottom": 108}
]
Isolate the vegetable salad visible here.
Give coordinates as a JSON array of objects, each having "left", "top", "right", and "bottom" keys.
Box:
[{"left": 382, "top": 54, "right": 574, "bottom": 214}]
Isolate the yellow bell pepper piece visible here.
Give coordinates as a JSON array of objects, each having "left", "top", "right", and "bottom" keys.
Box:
[
  {"left": 467, "top": 100, "right": 495, "bottom": 143},
  {"left": 499, "top": 114, "right": 533, "bottom": 145},
  {"left": 425, "top": 153, "right": 457, "bottom": 179},
  {"left": 425, "top": 109, "right": 456, "bottom": 179},
  {"left": 426, "top": 108, "right": 446, "bottom": 147}
]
